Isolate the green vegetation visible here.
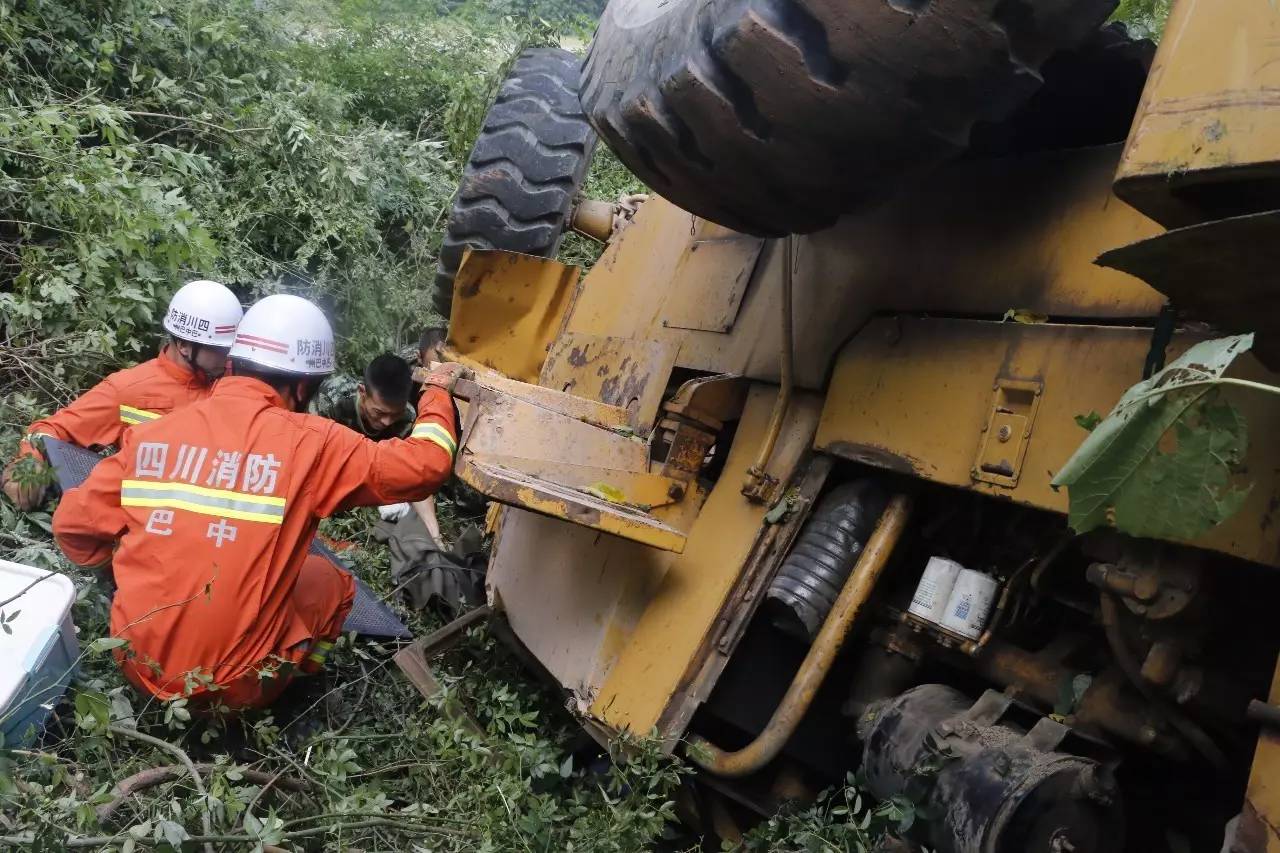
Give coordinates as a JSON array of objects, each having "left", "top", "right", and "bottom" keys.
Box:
[
  {"left": 1110, "top": 0, "right": 1173, "bottom": 40},
  {"left": 0, "top": 1, "right": 671, "bottom": 850},
  {"left": 1055, "top": 334, "right": 1271, "bottom": 541},
  {"left": 0, "top": 505, "right": 689, "bottom": 850}
]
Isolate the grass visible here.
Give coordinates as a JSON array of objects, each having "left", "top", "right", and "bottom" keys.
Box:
[{"left": 0, "top": 500, "right": 690, "bottom": 852}]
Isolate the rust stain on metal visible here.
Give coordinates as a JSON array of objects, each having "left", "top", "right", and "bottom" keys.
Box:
[{"left": 540, "top": 333, "right": 678, "bottom": 432}]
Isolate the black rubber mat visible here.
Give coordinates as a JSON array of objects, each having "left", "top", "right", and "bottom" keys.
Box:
[
  {"left": 309, "top": 539, "right": 411, "bottom": 639},
  {"left": 42, "top": 437, "right": 104, "bottom": 492}
]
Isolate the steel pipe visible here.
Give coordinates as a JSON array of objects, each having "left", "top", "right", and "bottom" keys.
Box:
[
  {"left": 742, "top": 235, "right": 795, "bottom": 501},
  {"left": 688, "top": 494, "right": 912, "bottom": 777},
  {"left": 569, "top": 198, "right": 616, "bottom": 242}
]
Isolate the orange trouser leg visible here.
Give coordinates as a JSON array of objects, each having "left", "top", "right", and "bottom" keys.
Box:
[
  {"left": 122, "top": 556, "right": 356, "bottom": 712},
  {"left": 291, "top": 554, "right": 356, "bottom": 674}
]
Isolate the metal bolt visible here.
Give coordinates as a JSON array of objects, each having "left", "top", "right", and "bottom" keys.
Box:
[
  {"left": 1073, "top": 765, "right": 1117, "bottom": 806},
  {"left": 997, "top": 425, "right": 1012, "bottom": 443}
]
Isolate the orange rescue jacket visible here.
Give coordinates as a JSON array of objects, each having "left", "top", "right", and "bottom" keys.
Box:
[
  {"left": 19, "top": 344, "right": 213, "bottom": 459},
  {"left": 52, "top": 376, "right": 458, "bottom": 697}
]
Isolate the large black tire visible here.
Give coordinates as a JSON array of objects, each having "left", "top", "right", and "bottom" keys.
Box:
[
  {"left": 581, "top": 0, "right": 1118, "bottom": 236},
  {"left": 432, "top": 48, "right": 597, "bottom": 318}
]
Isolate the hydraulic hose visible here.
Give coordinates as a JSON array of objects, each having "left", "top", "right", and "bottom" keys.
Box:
[{"left": 688, "top": 494, "right": 911, "bottom": 777}]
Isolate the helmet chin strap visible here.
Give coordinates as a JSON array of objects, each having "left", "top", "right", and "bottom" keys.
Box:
[{"left": 178, "top": 340, "right": 214, "bottom": 384}]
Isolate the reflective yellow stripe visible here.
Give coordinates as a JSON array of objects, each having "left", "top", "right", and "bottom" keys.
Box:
[
  {"left": 122, "top": 480, "right": 286, "bottom": 506},
  {"left": 121, "top": 479, "right": 286, "bottom": 524},
  {"left": 411, "top": 422, "right": 456, "bottom": 457},
  {"left": 119, "top": 405, "right": 161, "bottom": 425},
  {"left": 121, "top": 496, "right": 282, "bottom": 524},
  {"left": 307, "top": 642, "right": 333, "bottom": 665}
]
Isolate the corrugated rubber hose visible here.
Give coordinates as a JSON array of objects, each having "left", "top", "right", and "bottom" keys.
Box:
[{"left": 766, "top": 480, "right": 889, "bottom": 642}]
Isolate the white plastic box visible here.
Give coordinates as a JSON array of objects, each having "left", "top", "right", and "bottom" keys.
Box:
[{"left": 0, "top": 560, "right": 79, "bottom": 746}]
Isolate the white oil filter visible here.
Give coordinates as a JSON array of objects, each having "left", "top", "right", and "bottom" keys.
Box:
[
  {"left": 908, "top": 556, "right": 964, "bottom": 625},
  {"left": 940, "top": 568, "right": 999, "bottom": 639}
]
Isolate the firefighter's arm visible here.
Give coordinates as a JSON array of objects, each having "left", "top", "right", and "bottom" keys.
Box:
[
  {"left": 314, "top": 381, "right": 459, "bottom": 515},
  {"left": 4, "top": 377, "right": 125, "bottom": 510},
  {"left": 52, "top": 450, "right": 128, "bottom": 569},
  {"left": 21, "top": 374, "right": 125, "bottom": 459}
]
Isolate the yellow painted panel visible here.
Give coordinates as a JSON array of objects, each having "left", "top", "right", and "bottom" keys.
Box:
[
  {"left": 568, "top": 148, "right": 1164, "bottom": 392},
  {"left": 448, "top": 250, "right": 579, "bottom": 383},
  {"left": 1117, "top": 0, "right": 1280, "bottom": 223},
  {"left": 589, "top": 386, "right": 824, "bottom": 735},
  {"left": 816, "top": 317, "right": 1280, "bottom": 567},
  {"left": 1243, "top": 656, "right": 1280, "bottom": 852}
]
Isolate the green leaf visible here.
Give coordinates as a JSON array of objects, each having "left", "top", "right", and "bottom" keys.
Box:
[
  {"left": 764, "top": 488, "right": 800, "bottom": 524},
  {"left": 89, "top": 636, "right": 129, "bottom": 653},
  {"left": 1074, "top": 411, "right": 1102, "bottom": 432},
  {"left": 1053, "top": 334, "right": 1255, "bottom": 539},
  {"left": 1072, "top": 673, "right": 1093, "bottom": 709},
  {"left": 74, "top": 690, "right": 110, "bottom": 729},
  {"left": 154, "top": 818, "right": 188, "bottom": 848}
]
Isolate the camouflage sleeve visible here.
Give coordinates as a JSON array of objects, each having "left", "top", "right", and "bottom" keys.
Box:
[{"left": 309, "top": 375, "right": 352, "bottom": 421}]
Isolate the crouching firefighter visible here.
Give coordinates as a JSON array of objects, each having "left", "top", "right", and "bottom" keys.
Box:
[
  {"left": 52, "top": 294, "right": 462, "bottom": 711},
  {"left": 2, "top": 279, "right": 243, "bottom": 510}
]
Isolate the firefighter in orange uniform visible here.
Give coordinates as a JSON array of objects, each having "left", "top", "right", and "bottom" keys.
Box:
[
  {"left": 2, "top": 279, "right": 244, "bottom": 510},
  {"left": 53, "top": 294, "right": 462, "bottom": 711}
]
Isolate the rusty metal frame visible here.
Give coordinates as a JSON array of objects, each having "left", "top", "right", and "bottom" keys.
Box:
[
  {"left": 655, "top": 454, "right": 833, "bottom": 744},
  {"left": 394, "top": 605, "right": 494, "bottom": 736}
]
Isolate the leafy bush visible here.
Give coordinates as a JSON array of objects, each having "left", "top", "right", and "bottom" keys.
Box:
[
  {"left": 1, "top": 0, "right": 462, "bottom": 416},
  {"left": 0, "top": 1, "right": 691, "bottom": 850}
]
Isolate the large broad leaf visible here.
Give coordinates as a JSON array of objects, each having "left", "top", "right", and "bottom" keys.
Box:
[{"left": 1052, "top": 334, "right": 1254, "bottom": 540}]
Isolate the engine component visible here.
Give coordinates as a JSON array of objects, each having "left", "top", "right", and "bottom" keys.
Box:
[
  {"left": 967, "top": 640, "right": 1188, "bottom": 759},
  {"left": 766, "top": 480, "right": 888, "bottom": 641},
  {"left": 938, "top": 568, "right": 999, "bottom": 640},
  {"left": 859, "top": 684, "right": 1124, "bottom": 853},
  {"left": 844, "top": 623, "right": 925, "bottom": 722},
  {"left": 908, "top": 556, "right": 964, "bottom": 625},
  {"left": 691, "top": 494, "right": 913, "bottom": 778},
  {"left": 1083, "top": 548, "right": 1201, "bottom": 622}
]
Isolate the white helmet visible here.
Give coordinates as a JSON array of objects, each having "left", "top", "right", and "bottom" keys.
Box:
[
  {"left": 163, "top": 279, "right": 243, "bottom": 347},
  {"left": 229, "top": 294, "right": 336, "bottom": 376}
]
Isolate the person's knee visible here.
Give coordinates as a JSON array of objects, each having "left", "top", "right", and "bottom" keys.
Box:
[{"left": 293, "top": 554, "right": 355, "bottom": 639}]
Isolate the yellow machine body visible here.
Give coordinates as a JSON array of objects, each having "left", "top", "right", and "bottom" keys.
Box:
[{"left": 442, "top": 3, "right": 1280, "bottom": 845}]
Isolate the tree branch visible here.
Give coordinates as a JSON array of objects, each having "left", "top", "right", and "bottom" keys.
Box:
[
  {"left": 107, "top": 726, "right": 214, "bottom": 853},
  {"left": 97, "top": 762, "right": 309, "bottom": 822}
]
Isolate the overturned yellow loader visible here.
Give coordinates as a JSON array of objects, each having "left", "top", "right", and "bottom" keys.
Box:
[{"left": 417, "top": 2, "right": 1280, "bottom": 851}]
